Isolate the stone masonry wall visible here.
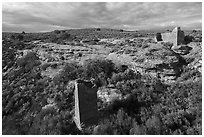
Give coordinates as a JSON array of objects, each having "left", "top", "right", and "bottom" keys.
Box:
[
  {"left": 161, "top": 31, "right": 177, "bottom": 46},
  {"left": 74, "top": 80, "right": 98, "bottom": 130},
  {"left": 156, "top": 27, "right": 185, "bottom": 46}
]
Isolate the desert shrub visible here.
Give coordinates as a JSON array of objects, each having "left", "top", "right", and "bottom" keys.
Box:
[
  {"left": 129, "top": 122, "right": 147, "bottom": 135},
  {"left": 159, "top": 80, "right": 202, "bottom": 134},
  {"left": 108, "top": 74, "right": 200, "bottom": 134},
  {"left": 2, "top": 40, "right": 17, "bottom": 70},
  {"left": 16, "top": 52, "right": 41, "bottom": 71},
  {"left": 83, "top": 59, "right": 115, "bottom": 79},
  {"left": 184, "top": 35, "right": 194, "bottom": 44},
  {"left": 28, "top": 109, "right": 80, "bottom": 135},
  {"left": 114, "top": 64, "right": 128, "bottom": 73},
  {"left": 115, "top": 80, "right": 138, "bottom": 95},
  {"left": 93, "top": 109, "right": 136, "bottom": 135},
  {"left": 95, "top": 72, "right": 109, "bottom": 86},
  {"left": 3, "top": 49, "right": 80, "bottom": 134},
  {"left": 2, "top": 67, "right": 47, "bottom": 134},
  {"left": 145, "top": 116, "right": 162, "bottom": 134},
  {"left": 111, "top": 69, "right": 140, "bottom": 84},
  {"left": 53, "top": 62, "right": 83, "bottom": 85},
  {"left": 177, "top": 67, "right": 201, "bottom": 81}
]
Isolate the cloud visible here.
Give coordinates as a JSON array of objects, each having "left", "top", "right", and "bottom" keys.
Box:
[{"left": 2, "top": 2, "right": 202, "bottom": 32}]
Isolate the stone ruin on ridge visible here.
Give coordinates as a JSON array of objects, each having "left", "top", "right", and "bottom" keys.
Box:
[
  {"left": 74, "top": 79, "right": 98, "bottom": 130},
  {"left": 155, "top": 27, "right": 185, "bottom": 46}
]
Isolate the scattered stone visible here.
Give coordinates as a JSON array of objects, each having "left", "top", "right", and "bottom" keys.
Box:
[
  {"left": 97, "top": 87, "right": 122, "bottom": 104},
  {"left": 172, "top": 45, "right": 192, "bottom": 55}
]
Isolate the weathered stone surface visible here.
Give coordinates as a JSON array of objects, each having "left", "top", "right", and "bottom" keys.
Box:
[
  {"left": 132, "top": 43, "right": 186, "bottom": 83},
  {"left": 74, "top": 79, "right": 98, "bottom": 130},
  {"left": 182, "top": 42, "right": 202, "bottom": 73}
]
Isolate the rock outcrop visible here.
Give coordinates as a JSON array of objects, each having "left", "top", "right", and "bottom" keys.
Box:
[
  {"left": 172, "top": 44, "right": 192, "bottom": 55},
  {"left": 181, "top": 42, "right": 202, "bottom": 73},
  {"left": 133, "top": 43, "right": 186, "bottom": 83}
]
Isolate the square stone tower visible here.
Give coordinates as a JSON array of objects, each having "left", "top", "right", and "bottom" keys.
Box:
[{"left": 156, "top": 27, "right": 185, "bottom": 46}]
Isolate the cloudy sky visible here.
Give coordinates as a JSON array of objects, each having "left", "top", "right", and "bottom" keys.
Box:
[{"left": 2, "top": 2, "right": 202, "bottom": 32}]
